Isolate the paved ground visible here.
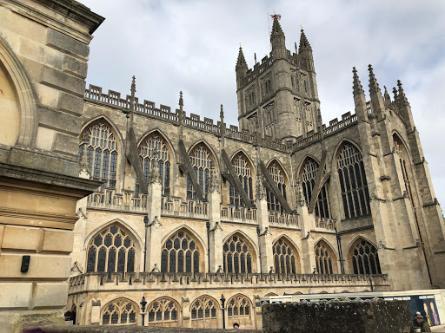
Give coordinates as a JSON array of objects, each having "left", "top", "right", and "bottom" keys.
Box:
[{"left": 432, "top": 324, "right": 445, "bottom": 332}]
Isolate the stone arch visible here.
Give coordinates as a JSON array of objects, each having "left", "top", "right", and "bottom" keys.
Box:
[
  {"left": 272, "top": 235, "right": 302, "bottom": 274},
  {"left": 265, "top": 158, "right": 290, "bottom": 182},
  {"left": 229, "top": 150, "right": 256, "bottom": 206},
  {"left": 348, "top": 236, "right": 381, "bottom": 275},
  {"left": 80, "top": 115, "right": 123, "bottom": 148},
  {"left": 230, "top": 148, "right": 256, "bottom": 171},
  {"left": 223, "top": 231, "right": 258, "bottom": 273},
  {"left": 85, "top": 221, "right": 142, "bottom": 273},
  {"left": 137, "top": 127, "right": 177, "bottom": 160},
  {"left": 314, "top": 238, "right": 338, "bottom": 274},
  {"left": 0, "top": 34, "right": 37, "bottom": 146},
  {"left": 146, "top": 296, "right": 181, "bottom": 326},
  {"left": 160, "top": 226, "right": 205, "bottom": 273},
  {"left": 188, "top": 139, "right": 221, "bottom": 171},
  {"left": 226, "top": 293, "right": 254, "bottom": 327},
  {"left": 190, "top": 295, "right": 219, "bottom": 325},
  {"left": 296, "top": 154, "right": 320, "bottom": 177},
  {"left": 101, "top": 297, "right": 139, "bottom": 325}
]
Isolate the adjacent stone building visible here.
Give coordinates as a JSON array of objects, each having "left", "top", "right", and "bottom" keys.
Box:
[{"left": 1, "top": 1, "right": 444, "bottom": 331}]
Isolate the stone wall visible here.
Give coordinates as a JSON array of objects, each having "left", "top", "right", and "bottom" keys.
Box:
[{"left": 262, "top": 299, "right": 411, "bottom": 333}]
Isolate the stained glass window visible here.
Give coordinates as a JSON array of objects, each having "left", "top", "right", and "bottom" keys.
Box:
[
  {"left": 266, "top": 161, "right": 287, "bottom": 212},
  {"left": 273, "top": 238, "right": 298, "bottom": 275},
  {"left": 230, "top": 152, "right": 253, "bottom": 207},
  {"left": 161, "top": 229, "right": 200, "bottom": 273},
  {"left": 223, "top": 234, "right": 254, "bottom": 274},
  {"left": 187, "top": 143, "right": 213, "bottom": 201}
]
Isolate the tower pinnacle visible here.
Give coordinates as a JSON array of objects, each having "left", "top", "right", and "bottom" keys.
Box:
[
  {"left": 236, "top": 47, "right": 248, "bottom": 70},
  {"left": 270, "top": 14, "right": 286, "bottom": 59},
  {"left": 368, "top": 64, "right": 380, "bottom": 94},
  {"left": 352, "top": 67, "right": 364, "bottom": 96},
  {"left": 299, "top": 29, "right": 312, "bottom": 52}
]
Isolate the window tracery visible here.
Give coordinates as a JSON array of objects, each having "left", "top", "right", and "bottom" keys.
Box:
[
  {"left": 79, "top": 120, "right": 118, "bottom": 188},
  {"left": 230, "top": 152, "right": 253, "bottom": 207},
  {"left": 161, "top": 229, "right": 200, "bottom": 273},
  {"left": 187, "top": 143, "right": 213, "bottom": 201},
  {"left": 337, "top": 142, "right": 370, "bottom": 219},
  {"left": 101, "top": 298, "right": 137, "bottom": 325},
  {"left": 147, "top": 298, "right": 179, "bottom": 323},
  {"left": 223, "top": 234, "right": 254, "bottom": 274},
  {"left": 227, "top": 294, "right": 251, "bottom": 318},
  {"left": 266, "top": 161, "right": 287, "bottom": 212},
  {"left": 273, "top": 238, "right": 298, "bottom": 275},
  {"left": 190, "top": 296, "right": 217, "bottom": 320},
  {"left": 351, "top": 238, "right": 381, "bottom": 274},
  {"left": 86, "top": 223, "right": 136, "bottom": 273},
  {"left": 315, "top": 240, "right": 336, "bottom": 274}
]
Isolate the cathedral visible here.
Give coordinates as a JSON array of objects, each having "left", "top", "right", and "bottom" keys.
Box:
[{"left": 0, "top": 1, "right": 444, "bottom": 331}]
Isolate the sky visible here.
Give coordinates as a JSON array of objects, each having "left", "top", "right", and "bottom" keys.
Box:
[{"left": 80, "top": 0, "right": 445, "bottom": 208}]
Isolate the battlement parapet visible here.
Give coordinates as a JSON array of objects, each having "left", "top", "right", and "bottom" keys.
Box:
[
  {"left": 68, "top": 272, "right": 389, "bottom": 294},
  {"left": 84, "top": 84, "right": 288, "bottom": 152}
]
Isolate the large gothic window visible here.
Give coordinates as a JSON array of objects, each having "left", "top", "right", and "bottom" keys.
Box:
[
  {"left": 79, "top": 120, "right": 118, "bottom": 188},
  {"left": 351, "top": 238, "right": 381, "bottom": 275},
  {"left": 227, "top": 294, "right": 251, "bottom": 318},
  {"left": 138, "top": 132, "right": 170, "bottom": 195},
  {"left": 223, "top": 233, "right": 254, "bottom": 274},
  {"left": 337, "top": 142, "right": 370, "bottom": 219},
  {"left": 187, "top": 143, "right": 214, "bottom": 201},
  {"left": 147, "top": 297, "right": 180, "bottom": 324},
  {"left": 230, "top": 152, "right": 254, "bottom": 207},
  {"left": 102, "top": 298, "right": 138, "bottom": 325},
  {"left": 300, "top": 158, "right": 331, "bottom": 219},
  {"left": 190, "top": 295, "right": 218, "bottom": 321},
  {"left": 315, "top": 240, "right": 336, "bottom": 274},
  {"left": 161, "top": 229, "right": 200, "bottom": 273},
  {"left": 86, "top": 223, "right": 136, "bottom": 273},
  {"left": 266, "top": 161, "right": 287, "bottom": 212},
  {"left": 273, "top": 238, "right": 298, "bottom": 275}
]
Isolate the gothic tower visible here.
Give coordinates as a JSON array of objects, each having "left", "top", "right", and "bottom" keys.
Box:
[{"left": 236, "top": 16, "right": 321, "bottom": 143}]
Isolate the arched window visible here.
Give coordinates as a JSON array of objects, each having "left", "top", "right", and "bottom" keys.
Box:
[
  {"left": 190, "top": 295, "right": 218, "bottom": 321},
  {"left": 138, "top": 132, "right": 170, "bottom": 195},
  {"left": 315, "top": 240, "right": 336, "bottom": 274},
  {"left": 230, "top": 152, "right": 254, "bottom": 207},
  {"left": 273, "top": 238, "right": 298, "bottom": 275},
  {"left": 300, "top": 158, "right": 331, "bottom": 219},
  {"left": 223, "top": 233, "right": 254, "bottom": 274},
  {"left": 161, "top": 229, "right": 200, "bottom": 273},
  {"left": 79, "top": 120, "right": 118, "bottom": 188},
  {"left": 102, "top": 298, "right": 138, "bottom": 325},
  {"left": 337, "top": 142, "right": 370, "bottom": 219},
  {"left": 266, "top": 161, "right": 287, "bottom": 212},
  {"left": 187, "top": 143, "right": 214, "bottom": 201},
  {"left": 227, "top": 294, "right": 251, "bottom": 318},
  {"left": 147, "top": 297, "right": 180, "bottom": 324},
  {"left": 351, "top": 238, "right": 381, "bottom": 274},
  {"left": 86, "top": 223, "right": 136, "bottom": 273},
  {"left": 393, "top": 135, "right": 414, "bottom": 203}
]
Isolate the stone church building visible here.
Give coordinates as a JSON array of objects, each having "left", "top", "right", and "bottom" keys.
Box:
[{"left": 0, "top": 0, "right": 444, "bottom": 331}]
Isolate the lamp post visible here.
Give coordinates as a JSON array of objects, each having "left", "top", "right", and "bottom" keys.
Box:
[
  {"left": 220, "top": 294, "right": 226, "bottom": 330},
  {"left": 140, "top": 296, "right": 147, "bottom": 326},
  {"left": 143, "top": 216, "right": 149, "bottom": 272}
]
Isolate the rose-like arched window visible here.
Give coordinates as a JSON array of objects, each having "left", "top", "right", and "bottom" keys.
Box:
[
  {"left": 86, "top": 223, "right": 136, "bottom": 273},
  {"left": 79, "top": 120, "right": 118, "bottom": 188}
]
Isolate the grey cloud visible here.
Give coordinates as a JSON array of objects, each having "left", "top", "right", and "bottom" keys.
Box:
[{"left": 80, "top": 0, "right": 445, "bottom": 208}]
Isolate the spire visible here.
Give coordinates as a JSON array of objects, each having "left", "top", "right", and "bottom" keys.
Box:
[
  {"left": 352, "top": 67, "right": 364, "bottom": 96},
  {"left": 368, "top": 64, "right": 380, "bottom": 94},
  {"left": 236, "top": 47, "right": 247, "bottom": 70},
  {"left": 298, "top": 29, "right": 312, "bottom": 53},
  {"left": 270, "top": 14, "right": 284, "bottom": 40},
  {"left": 352, "top": 67, "right": 368, "bottom": 122}
]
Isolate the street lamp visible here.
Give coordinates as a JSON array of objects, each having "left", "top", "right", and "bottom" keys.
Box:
[
  {"left": 220, "top": 294, "right": 226, "bottom": 329},
  {"left": 140, "top": 296, "right": 147, "bottom": 326},
  {"left": 143, "top": 216, "right": 149, "bottom": 272}
]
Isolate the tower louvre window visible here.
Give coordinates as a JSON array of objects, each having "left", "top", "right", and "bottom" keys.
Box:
[{"left": 337, "top": 142, "right": 370, "bottom": 219}]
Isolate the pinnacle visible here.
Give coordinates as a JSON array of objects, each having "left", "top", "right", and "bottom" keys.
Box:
[
  {"left": 352, "top": 67, "right": 364, "bottom": 95},
  {"left": 236, "top": 46, "right": 247, "bottom": 69},
  {"left": 368, "top": 64, "right": 380, "bottom": 94},
  {"left": 179, "top": 91, "right": 184, "bottom": 108},
  {"left": 130, "top": 75, "right": 136, "bottom": 96},
  {"left": 299, "top": 29, "right": 312, "bottom": 52},
  {"left": 271, "top": 15, "right": 284, "bottom": 38}
]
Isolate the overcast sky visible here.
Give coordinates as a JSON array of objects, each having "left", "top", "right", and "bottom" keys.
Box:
[{"left": 80, "top": 0, "right": 445, "bottom": 208}]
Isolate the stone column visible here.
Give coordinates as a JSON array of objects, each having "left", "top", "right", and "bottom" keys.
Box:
[
  {"left": 256, "top": 175, "right": 273, "bottom": 273},
  {"left": 296, "top": 182, "right": 316, "bottom": 273},
  {"left": 208, "top": 171, "right": 222, "bottom": 272}
]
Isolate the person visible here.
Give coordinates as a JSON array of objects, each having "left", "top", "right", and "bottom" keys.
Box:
[
  {"left": 233, "top": 322, "right": 240, "bottom": 330},
  {"left": 410, "top": 312, "right": 431, "bottom": 333}
]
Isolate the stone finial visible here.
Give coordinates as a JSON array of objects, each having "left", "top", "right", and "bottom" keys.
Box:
[
  {"left": 383, "top": 85, "right": 391, "bottom": 106},
  {"left": 179, "top": 90, "right": 184, "bottom": 109},
  {"left": 130, "top": 75, "right": 136, "bottom": 97},
  {"left": 294, "top": 41, "right": 298, "bottom": 53},
  {"left": 178, "top": 91, "right": 185, "bottom": 125},
  {"left": 270, "top": 14, "right": 284, "bottom": 39},
  {"left": 236, "top": 46, "right": 248, "bottom": 70},
  {"left": 397, "top": 80, "right": 410, "bottom": 105},
  {"left": 220, "top": 104, "right": 224, "bottom": 122},
  {"left": 392, "top": 86, "right": 398, "bottom": 101},
  {"left": 299, "top": 28, "right": 312, "bottom": 52},
  {"left": 254, "top": 52, "right": 257, "bottom": 64},
  {"left": 352, "top": 67, "right": 364, "bottom": 96},
  {"left": 368, "top": 64, "right": 380, "bottom": 94}
]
